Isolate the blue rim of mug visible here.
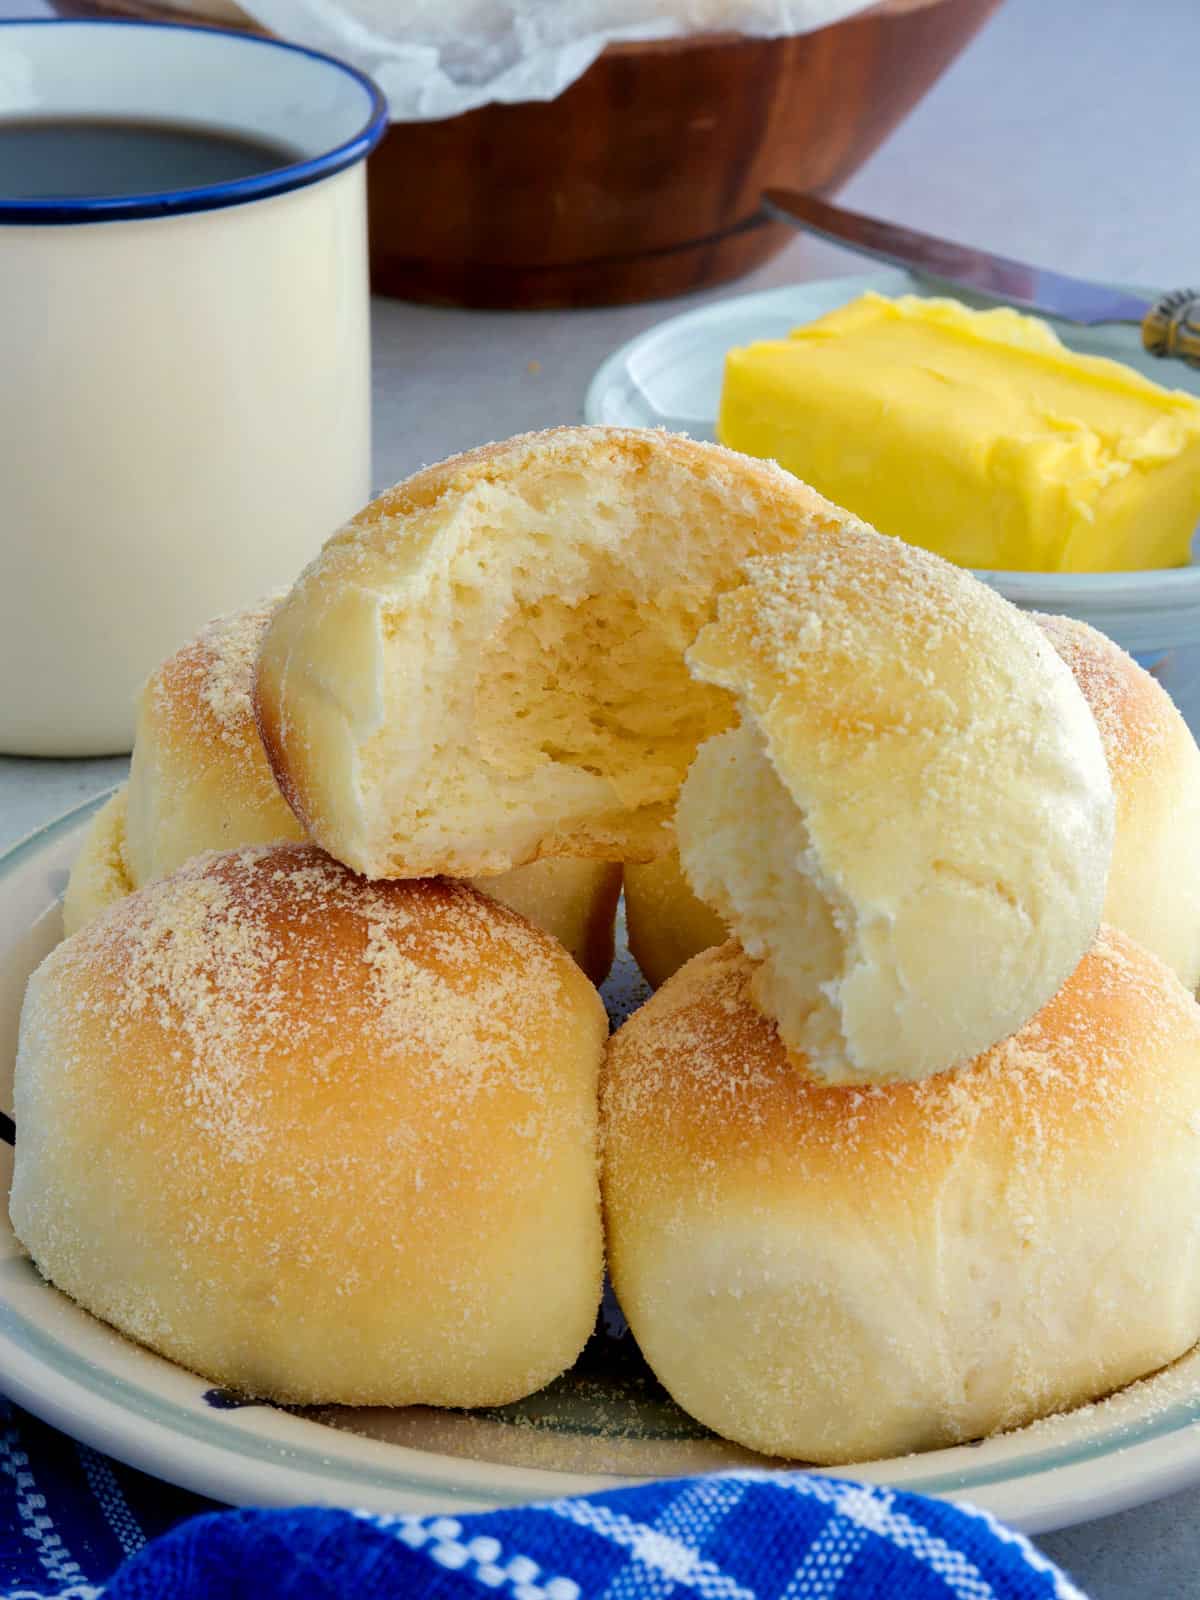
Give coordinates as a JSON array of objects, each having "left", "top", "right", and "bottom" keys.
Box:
[{"left": 0, "top": 18, "right": 389, "bottom": 223}]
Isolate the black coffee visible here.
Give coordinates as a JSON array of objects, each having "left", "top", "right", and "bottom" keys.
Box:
[{"left": 0, "top": 116, "right": 300, "bottom": 199}]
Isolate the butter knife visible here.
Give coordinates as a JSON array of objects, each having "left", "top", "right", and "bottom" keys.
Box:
[{"left": 763, "top": 189, "right": 1200, "bottom": 368}]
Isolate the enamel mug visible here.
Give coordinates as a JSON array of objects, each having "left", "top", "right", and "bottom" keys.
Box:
[{"left": 0, "top": 21, "right": 386, "bottom": 754}]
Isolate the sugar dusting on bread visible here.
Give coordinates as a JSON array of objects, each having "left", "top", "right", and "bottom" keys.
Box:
[
  {"left": 151, "top": 597, "right": 280, "bottom": 755},
  {"left": 605, "top": 928, "right": 1195, "bottom": 1175},
  {"left": 40, "top": 844, "right": 572, "bottom": 1165},
  {"left": 602, "top": 928, "right": 1200, "bottom": 1460},
  {"left": 16, "top": 841, "right": 606, "bottom": 1406},
  {"left": 739, "top": 529, "right": 983, "bottom": 687},
  {"left": 1034, "top": 610, "right": 1167, "bottom": 780}
]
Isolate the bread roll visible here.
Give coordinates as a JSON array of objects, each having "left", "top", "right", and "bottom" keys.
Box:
[
  {"left": 482, "top": 853, "right": 621, "bottom": 988},
  {"left": 676, "top": 545, "right": 1113, "bottom": 1082},
  {"left": 1033, "top": 613, "right": 1200, "bottom": 990},
  {"left": 15, "top": 845, "right": 605, "bottom": 1406},
  {"left": 624, "top": 849, "right": 725, "bottom": 992},
  {"left": 64, "top": 601, "right": 621, "bottom": 981},
  {"left": 630, "top": 611, "right": 1200, "bottom": 996},
  {"left": 124, "top": 598, "right": 305, "bottom": 886},
  {"left": 603, "top": 932, "right": 1200, "bottom": 1464},
  {"left": 61, "top": 787, "right": 132, "bottom": 937},
  {"left": 254, "top": 426, "right": 859, "bottom": 879}
]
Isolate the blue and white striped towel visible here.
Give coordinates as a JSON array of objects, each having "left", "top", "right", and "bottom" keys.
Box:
[{"left": 0, "top": 1396, "right": 1086, "bottom": 1599}]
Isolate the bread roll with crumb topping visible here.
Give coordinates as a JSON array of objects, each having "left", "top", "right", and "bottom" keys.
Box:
[
  {"left": 124, "top": 597, "right": 305, "bottom": 887},
  {"left": 482, "top": 853, "right": 620, "bottom": 985},
  {"left": 254, "top": 426, "right": 860, "bottom": 879},
  {"left": 676, "top": 545, "right": 1113, "bottom": 1082},
  {"left": 620, "top": 851, "right": 723, "bottom": 985},
  {"left": 629, "top": 611, "right": 1200, "bottom": 997},
  {"left": 623, "top": 849, "right": 723, "bottom": 992},
  {"left": 63, "top": 601, "right": 621, "bottom": 981},
  {"left": 61, "top": 788, "right": 132, "bottom": 938},
  {"left": 16, "top": 845, "right": 606, "bottom": 1406},
  {"left": 602, "top": 932, "right": 1200, "bottom": 1464},
  {"left": 1032, "top": 613, "right": 1200, "bottom": 990}
]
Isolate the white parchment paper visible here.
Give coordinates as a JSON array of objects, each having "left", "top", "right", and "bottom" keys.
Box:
[{"left": 235, "top": 0, "right": 881, "bottom": 121}]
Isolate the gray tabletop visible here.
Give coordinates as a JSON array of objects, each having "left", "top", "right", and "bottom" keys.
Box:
[{"left": 4, "top": 0, "right": 1200, "bottom": 1592}]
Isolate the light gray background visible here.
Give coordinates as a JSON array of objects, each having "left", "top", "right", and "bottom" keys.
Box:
[{"left": 3, "top": 1, "right": 1199, "bottom": 1591}]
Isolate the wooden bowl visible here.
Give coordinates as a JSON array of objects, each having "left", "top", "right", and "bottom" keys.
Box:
[{"left": 51, "top": 0, "right": 1002, "bottom": 307}]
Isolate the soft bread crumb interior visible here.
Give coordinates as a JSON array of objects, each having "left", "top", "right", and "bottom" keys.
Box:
[
  {"left": 475, "top": 587, "right": 729, "bottom": 807},
  {"left": 362, "top": 475, "right": 764, "bottom": 870},
  {"left": 678, "top": 724, "right": 854, "bottom": 1070}
]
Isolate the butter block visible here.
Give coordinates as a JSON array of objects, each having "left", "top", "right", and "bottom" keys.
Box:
[{"left": 718, "top": 292, "right": 1200, "bottom": 572}]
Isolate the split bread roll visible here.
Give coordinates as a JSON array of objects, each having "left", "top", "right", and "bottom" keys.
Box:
[
  {"left": 602, "top": 933, "right": 1200, "bottom": 1464},
  {"left": 16, "top": 845, "right": 606, "bottom": 1406},
  {"left": 62, "top": 601, "right": 621, "bottom": 984},
  {"left": 627, "top": 611, "right": 1200, "bottom": 996},
  {"left": 254, "top": 426, "right": 863, "bottom": 879},
  {"left": 675, "top": 544, "right": 1113, "bottom": 1082}
]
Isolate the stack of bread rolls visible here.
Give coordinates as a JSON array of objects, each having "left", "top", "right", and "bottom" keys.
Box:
[
  {"left": 14, "top": 425, "right": 1200, "bottom": 1463},
  {"left": 606, "top": 543, "right": 1200, "bottom": 1460}
]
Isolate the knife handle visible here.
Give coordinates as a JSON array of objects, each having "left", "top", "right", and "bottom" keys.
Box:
[{"left": 1142, "top": 289, "right": 1200, "bottom": 367}]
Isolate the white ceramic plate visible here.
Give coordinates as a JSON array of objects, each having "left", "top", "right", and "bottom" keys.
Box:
[
  {"left": 583, "top": 268, "right": 1200, "bottom": 438},
  {"left": 6, "top": 796, "right": 1200, "bottom": 1534}
]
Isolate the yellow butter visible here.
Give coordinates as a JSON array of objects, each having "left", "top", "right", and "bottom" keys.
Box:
[{"left": 717, "top": 292, "right": 1200, "bottom": 572}]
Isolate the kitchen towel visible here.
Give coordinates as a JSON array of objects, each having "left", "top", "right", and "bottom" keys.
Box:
[{"left": 1, "top": 1396, "right": 1086, "bottom": 1599}]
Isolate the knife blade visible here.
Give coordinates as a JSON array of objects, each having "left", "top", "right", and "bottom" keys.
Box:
[
  {"left": 762, "top": 191, "right": 1200, "bottom": 369},
  {"left": 762, "top": 189, "right": 1152, "bottom": 327}
]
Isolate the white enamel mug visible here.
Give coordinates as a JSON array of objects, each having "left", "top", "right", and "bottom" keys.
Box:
[{"left": 0, "top": 21, "right": 386, "bottom": 755}]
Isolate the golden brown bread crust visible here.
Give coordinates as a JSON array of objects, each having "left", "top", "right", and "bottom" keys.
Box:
[
  {"left": 1036, "top": 612, "right": 1169, "bottom": 790},
  {"left": 15, "top": 844, "right": 607, "bottom": 1407},
  {"left": 72, "top": 777, "right": 622, "bottom": 984},
  {"left": 1033, "top": 612, "right": 1200, "bottom": 989},
  {"left": 262, "top": 423, "right": 821, "bottom": 575},
  {"left": 124, "top": 597, "right": 304, "bottom": 890},
  {"left": 483, "top": 858, "right": 622, "bottom": 989},
  {"left": 603, "top": 932, "right": 1200, "bottom": 1461},
  {"left": 61, "top": 788, "right": 133, "bottom": 937},
  {"left": 623, "top": 851, "right": 725, "bottom": 991},
  {"left": 254, "top": 425, "right": 861, "bottom": 878}
]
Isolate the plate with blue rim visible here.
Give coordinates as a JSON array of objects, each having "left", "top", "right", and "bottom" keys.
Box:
[{"left": 4, "top": 792, "right": 1200, "bottom": 1534}]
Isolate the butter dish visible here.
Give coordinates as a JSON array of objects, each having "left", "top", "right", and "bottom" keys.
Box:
[
  {"left": 583, "top": 270, "right": 1200, "bottom": 728},
  {"left": 718, "top": 291, "right": 1200, "bottom": 572}
]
